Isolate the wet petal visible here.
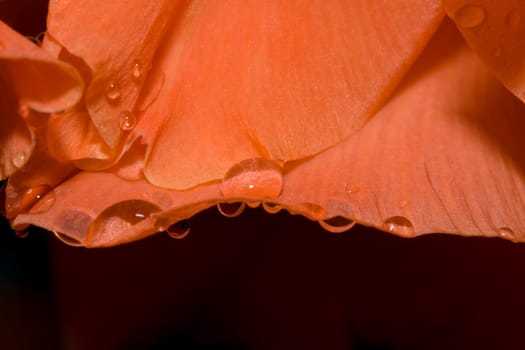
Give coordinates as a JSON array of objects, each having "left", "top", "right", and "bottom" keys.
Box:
[
  {"left": 279, "top": 20, "right": 525, "bottom": 241},
  {"left": 46, "top": 0, "right": 188, "bottom": 148},
  {"left": 143, "top": 0, "right": 445, "bottom": 189},
  {"left": 443, "top": 0, "right": 525, "bottom": 102}
]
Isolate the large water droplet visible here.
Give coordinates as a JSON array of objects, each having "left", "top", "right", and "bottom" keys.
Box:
[
  {"left": 383, "top": 216, "right": 415, "bottom": 236},
  {"left": 498, "top": 227, "right": 517, "bottom": 241},
  {"left": 262, "top": 202, "right": 281, "bottom": 214},
  {"left": 105, "top": 81, "right": 121, "bottom": 101},
  {"left": 12, "top": 152, "right": 27, "bottom": 168},
  {"left": 119, "top": 110, "right": 136, "bottom": 131},
  {"left": 506, "top": 10, "right": 521, "bottom": 28},
  {"left": 131, "top": 60, "right": 145, "bottom": 80},
  {"left": 88, "top": 200, "right": 161, "bottom": 240},
  {"left": 217, "top": 202, "right": 245, "bottom": 218},
  {"left": 167, "top": 220, "right": 191, "bottom": 239},
  {"left": 454, "top": 4, "right": 486, "bottom": 28},
  {"left": 53, "top": 231, "right": 83, "bottom": 247},
  {"left": 221, "top": 158, "right": 283, "bottom": 198},
  {"left": 319, "top": 216, "right": 355, "bottom": 233}
]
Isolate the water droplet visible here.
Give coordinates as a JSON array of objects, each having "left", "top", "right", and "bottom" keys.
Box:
[
  {"left": 105, "top": 81, "right": 121, "bottom": 101},
  {"left": 498, "top": 227, "right": 517, "bottom": 241},
  {"left": 119, "top": 110, "right": 136, "bottom": 131},
  {"left": 262, "top": 202, "right": 281, "bottom": 214},
  {"left": 221, "top": 158, "right": 283, "bottom": 198},
  {"left": 506, "top": 10, "right": 521, "bottom": 28},
  {"left": 16, "top": 228, "right": 29, "bottom": 239},
  {"left": 53, "top": 231, "right": 83, "bottom": 247},
  {"left": 318, "top": 216, "right": 355, "bottom": 233},
  {"left": 246, "top": 201, "right": 260, "bottom": 208},
  {"left": 18, "top": 104, "right": 30, "bottom": 118},
  {"left": 167, "top": 220, "right": 190, "bottom": 239},
  {"left": 131, "top": 60, "right": 145, "bottom": 80},
  {"left": 26, "top": 185, "right": 55, "bottom": 214},
  {"left": 345, "top": 185, "right": 360, "bottom": 195},
  {"left": 88, "top": 200, "right": 161, "bottom": 241},
  {"left": 217, "top": 202, "right": 245, "bottom": 218},
  {"left": 397, "top": 199, "right": 408, "bottom": 209},
  {"left": 12, "top": 152, "right": 27, "bottom": 168},
  {"left": 454, "top": 4, "right": 486, "bottom": 28},
  {"left": 383, "top": 216, "right": 414, "bottom": 236}
]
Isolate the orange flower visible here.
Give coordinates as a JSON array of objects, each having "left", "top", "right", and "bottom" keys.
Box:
[{"left": 1, "top": 0, "right": 525, "bottom": 247}]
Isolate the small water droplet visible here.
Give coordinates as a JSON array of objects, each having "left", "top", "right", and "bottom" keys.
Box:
[
  {"left": 26, "top": 185, "right": 55, "bottom": 214},
  {"left": 167, "top": 220, "right": 190, "bottom": 239},
  {"left": 454, "top": 4, "right": 486, "bottom": 28},
  {"left": 217, "top": 202, "right": 245, "bottom": 218},
  {"left": 506, "top": 10, "right": 521, "bottom": 28},
  {"left": 53, "top": 231, "right": 83, "bottom": 246},
  {"left": 383, "top": 216, "right": 415, "bottom": 236},
  {"left": 221, "top": 158, "right": 283, "bottom": 198},
  {"left": 319, "top": 216, "right": 355, "bottom": 233},
  {"left": 119, "top": 110, "right": 136, "bottom": 131},
  {"left": 498, "top": 227, "right": 517, "bottom": 241},
  {"left": 246, "top": 201, "right": 260, "bottom": 208},
  {"left": 105, "top": 81, "right": 121, "bottom": 101},
  {"left": 12, "top": 152, "right": 27, "bottom": 168},
  {"left": 131, "top": 60, "right": 145, "bottom": 80},
  {"left": 345, "top": 184, "right": 360, "bottom": 195},
  {"left": 88, "top": 200, "right": 161, "bottom": 241},
  {"left": 16, "top": 228, "right": 29, "bottom": 239},
  {"left": 397, "top": 199, "right": 408, "bottom": 209},
  {"left": 18, "top": 104, "right": 30, "bottom": 118},
  {"left": 262, "top": 202, "right": 281, "bottom": 214}
]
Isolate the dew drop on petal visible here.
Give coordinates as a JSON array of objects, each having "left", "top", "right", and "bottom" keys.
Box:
[
  {"left": 221, "top": 158, "right": 283, "bottom": 198},
  {"left": 498, "top": 227, "right": 517, "bottom": 241},
  {"left": 262, "top": 202, "right": 281, "bottom": 214},
  {"left": 506, "top": 10, "right": 521, "bottom": 28},
  {"left": 397, "top": 199, "right": 408, "bottom": 209},
  {"left": 167, "top": 220, "right": 191, "bottom": 239},
  {"left": 217, "top": 202, "right": 245, "bottom": 218},
  {"left": 88, "top": 200, "right": 161, "bottom": 239},
  {"left": 345, "top": 184, "right": 360, "bottom": 195},
  {"left": 105, "top": 81, "right": 121, "bottom": 101},
  {"left": 318, "top": 216, "right": 355, "bottom": 233},
  {"left": 246, "top": 201, "right": 260, "bottom": 208},
  {"left": 119, "top": 110, "right": 136, "bottom": 131},
  {"left": 454, "top": 4, "right": 486, "bottom": 28},
  {"left": 131, "top": 60, "right": 145, "bottom": 80},
  {"left": 27, "top": 185, "right": 55, "bottom": 214},
  {"left": 12, "top": 152, "right": 27, "bottom": 168},
  {"left": 53, "top": 231, "right": 83, "bottom": 247},
  {"left": 383, "top": 216, "right": 415, "bottom": 236}
]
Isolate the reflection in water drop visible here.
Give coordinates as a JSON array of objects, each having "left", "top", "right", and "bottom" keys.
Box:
[
  {"left": 498, "top": 227, "right": 517, "bottom": 241},
  {"left": 319, "top": 216, "right": 355, "bottom": 233},
  {"left": 119, "top": 110, "right": 136, "bottom": 131},
  {"left": 105, "top": 81, "right": 121, "bottom": 101},
  {"left": 167, "top": 220, "right": 190, "bottom": 239},
  {"left": 88, "top": 200, "right": 161, "bottom": 241},
  {"left": 217, "top": 202, "right": 245, "bottom": 218},
  {"left": 454, "top": 4, "right": 486, "bottom": 28},
  {"left": 506, "top": 10, "right": 521, "bottom": 28},
  {"left": 132, "top": 60, "right": 145, "bottom": 80},
  {"left": 383, "top": 216, "right": 415, "bottom": 236},
  {"left": 16, "top": 229, "right": 29, "bottom": 239},
  {"left": 53, "top": 231, "right": 83, "bottom": 247},
  {"left": 221, "top": 158, "right": 283, "bottom": 198},
  {"left": 262, "top": 202, "right": 281, "bottom": 214},
  {"left": 12, "top": 152, "right": 27, "bottom": 168}
]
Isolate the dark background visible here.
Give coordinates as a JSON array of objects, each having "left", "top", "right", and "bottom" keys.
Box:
[{"left": 3, "top": 2, "right": 525, "bottom": 349}]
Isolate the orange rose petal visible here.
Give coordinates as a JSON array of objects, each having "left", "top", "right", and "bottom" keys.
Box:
[
  {"left": 46, "top": 0, "right": 188, "bottom": 148},
  {"left": 13, "top": 171, "right": 221, "bottom": 247},
  {"left": 0, "top": 21, "right": 83, "bottom": 112},
  {"left": 443, "top": 0, "right": 525, "bottom": 102},
  {"left": 279, "top": 21, "right": 525, "bottom": 241},
  {"left": 143, "top": 0, "right": 445, "bottom": 189}
]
